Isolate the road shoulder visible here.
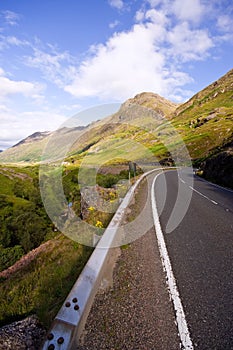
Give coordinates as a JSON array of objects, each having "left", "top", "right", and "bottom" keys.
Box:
[{"left": 77, "top": 176, "right": 180, "bottom": 350}]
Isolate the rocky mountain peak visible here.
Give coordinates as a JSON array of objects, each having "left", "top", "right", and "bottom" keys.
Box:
[{"left": 122, "top": 92, "right": 178, "bottom": 117}]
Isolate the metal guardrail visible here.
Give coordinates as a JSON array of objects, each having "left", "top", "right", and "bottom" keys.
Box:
[{"left": 41, "top": 168, "right": 159, "bottom": 350}]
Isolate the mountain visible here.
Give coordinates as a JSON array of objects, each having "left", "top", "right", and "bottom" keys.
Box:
[
  {"left": 66, "top": 69, "right": 232, "bottom": 168},
  {"left": 12, "top": 131, "right": 52, "bottom": 148},
  {"left": 170, "top": 68, "right": 233, "bottom": 187},
  {"left": 0, "top": 127, "right": 86, "bottom": 164},
  {"left": 171, "top": 68, "right": 233, "bottom": 161},
  {"left": 124, "top": 92, "right": 178, "bottom": 117},
  {"left": 0, "top": 69, "right": 232, "bottom": 173}
]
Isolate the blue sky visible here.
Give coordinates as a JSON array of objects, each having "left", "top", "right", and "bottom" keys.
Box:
[{"left": 0, "top": 0, "right": 232, "bottom": 149}]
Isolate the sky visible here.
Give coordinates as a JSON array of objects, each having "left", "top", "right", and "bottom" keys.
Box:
[{"left": 0, "top": 0, "right": 232, "bottom": 149}]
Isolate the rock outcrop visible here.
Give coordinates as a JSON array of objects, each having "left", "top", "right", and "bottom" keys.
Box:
[{"left": 200, "top": 142, "right": 233, "bottom": 189}]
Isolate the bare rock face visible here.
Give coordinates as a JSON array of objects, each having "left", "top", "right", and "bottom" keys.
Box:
[{"left": 0, "top": 315, "right": 46, "bottom": 350}]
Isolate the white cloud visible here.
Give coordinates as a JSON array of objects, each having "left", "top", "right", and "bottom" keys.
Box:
[
  {"left": 65, "top": 8, "right": 215, "bottom": 102},
  {"left": 0, "top": 104, "right": 10, "bottom": 114},
  {"left": 25, "top": 46, "right": 75, "bottom": 87},
  {"left": 0, "top": 68, "right": 44, "bottom": 99},
  {"left": 217, "top": 15, "right": 233, "bottom": 33},
  {"left": 19, "top": 110, "right": 68, "bottom": 131},
  {"left": 108, "top": 0, "right": 124, "bottom": 10},
  {"left": 5, "top": 36, "right": 29, "bottom": 47},
  {"left": 146, "top": 0, "right": 205, "bottom": 22},
  {"left": 146, "top": 0, "right": 163, "bottom": 7},
  {"left": 172, "top": 0, "right": 205, "bottom": 23},
  {"left": 166, "top": 22, "right": 214, "bottom": 61},
  {"left": 65, "top": 23, "right": 167, "bottom": 101},
  {"left": 145, "top": 9, "right": 168, "bottom": 26},
  {"left": 0, "top": 107, "right": 68, "bottom": 149},
  {"left": 2, "top": 10, "right": 20, "bottom": 26},
  {"left": 0, "top": 1, "right": 223, "bottom": 106},
  {"left": 135, "top": 10, "right": 145, "bottom": 22},
  {"left": 60, "top": 103, "right": 82, "bottom": 112},
  {"left": 109, "top": 20, "right": 120, "bottom": 29},
  {"left": 0, "top": 34, "right": 30, "bottom": 51},
  {"left": 168, "top": 87, "right": 194, "bottom": 103}
]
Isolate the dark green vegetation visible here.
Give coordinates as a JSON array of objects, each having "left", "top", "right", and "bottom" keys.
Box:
[
  {"left": 0, "top": 164, "right": 134, "bottom": 328},
  {"left": 0, "top": 166, "right": 53, "bottom": 271}
]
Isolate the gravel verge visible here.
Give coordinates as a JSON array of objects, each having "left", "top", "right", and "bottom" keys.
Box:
[
  {"left": 0, "top": 315, "right": 46, "bottom": 350},
  {"left": 76, "top": 176, "right": 180, "bottom": 350}
]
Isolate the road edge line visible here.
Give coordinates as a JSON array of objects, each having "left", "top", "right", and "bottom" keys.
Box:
[{"left": 151, "top": 173, "right": 194, "bottom": 350}]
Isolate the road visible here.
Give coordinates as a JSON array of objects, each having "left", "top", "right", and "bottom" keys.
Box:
[
  {"left": 67, "top": 168, "right": 233, "bottom": 350},
  {"left": 76, "top": 171, "right": 181, "bottom": 350},
  {"left": 153, "top": 170, "right": 233, "bottom": 349}
]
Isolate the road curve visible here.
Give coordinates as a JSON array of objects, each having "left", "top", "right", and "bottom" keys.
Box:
[
  {"left": 76, "top": 172, "right": 181, "bottom": 350},
  {"left": 154, "top": 170, "right": 233, "bottom": 350}
]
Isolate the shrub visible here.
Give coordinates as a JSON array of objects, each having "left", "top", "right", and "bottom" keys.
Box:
[{"left": 0, "top": 245, "right": 24, "bottom": 272}]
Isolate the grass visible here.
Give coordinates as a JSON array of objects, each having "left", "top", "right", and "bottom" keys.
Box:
[
  {"left": 0, "top": 234, "right": 93, "bottom": 328},
  {"left": 0, "top": 163, "right": 130, "bottom": 329},
  {"left": 0, "top": 173, "right": 14, "bottom": 195}
]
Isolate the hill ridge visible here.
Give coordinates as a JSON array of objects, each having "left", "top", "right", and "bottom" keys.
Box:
[{"left": 0, "top": 68, "right": 232, "bottom": 165}]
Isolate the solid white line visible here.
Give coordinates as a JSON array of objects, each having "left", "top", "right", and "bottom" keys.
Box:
[{"left": 151, "top": 173, "right": 194, "bottom": 350}]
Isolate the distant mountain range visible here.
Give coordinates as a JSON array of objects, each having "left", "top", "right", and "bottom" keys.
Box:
[{"left": 0, "top": 68, "right": 232, "bottom": 187}]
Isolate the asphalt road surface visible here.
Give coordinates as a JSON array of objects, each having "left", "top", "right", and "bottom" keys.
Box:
[{"left": 154, "top": 170, "right": 233, "bottom": 350}]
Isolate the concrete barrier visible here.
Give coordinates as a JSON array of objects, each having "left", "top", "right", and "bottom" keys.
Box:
[{"left": 41, "top": 168, "right": 159, "bottom": 350}]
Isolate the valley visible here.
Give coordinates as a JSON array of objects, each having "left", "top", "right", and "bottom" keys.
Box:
[{"left": 0, "top": 68, "right": 232, "bottom": 338}]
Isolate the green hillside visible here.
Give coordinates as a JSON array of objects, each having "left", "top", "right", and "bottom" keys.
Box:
[
  {"left": 171, "top": 68, "right": 233, "bottom": 162},
  {"left": 1, "top": 69, "right": 232, "bottom": 168},
  {"left": 0, "top": 68, "right": 232, "bottom": 328}
]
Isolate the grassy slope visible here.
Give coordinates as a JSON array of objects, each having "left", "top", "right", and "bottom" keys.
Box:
[
  {"left": 0, "top": 165, "right": 94, "bottom": 329},
  {"left": 0, "top": 164, "right": 120, "bottom": 328},
  {"left": 67, "top": 71, "right": 232, "bottom": 166},
  {"left": 0, "top": 127, "right": 85, "bottom": 164},
  {"left": 171, "top": 69, "right": 233, "bottom": 162},
  {"left": 0, "top": 235, "right": 92, "bottom": 328},
  {"left": 0, "top": 138, "right": 48, "bottom": 163},
  {"left": 66, "top": 99, "right": 177, "bottom": 167}
]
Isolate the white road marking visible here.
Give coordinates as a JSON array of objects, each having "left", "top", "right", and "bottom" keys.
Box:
[
  {"left": 188, "top": 185, "right": 218, "bottom": 205},
  {"left": 151, "top": 174, "right": 194, "bottom": 350},
  {"left": 179, "top": 177, "right": 218, "bottom": 205}
]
